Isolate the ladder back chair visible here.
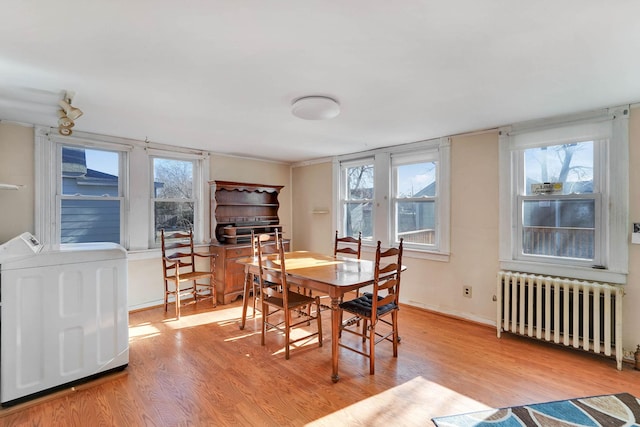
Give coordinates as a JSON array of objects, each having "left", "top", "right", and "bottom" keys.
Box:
[
  {"left": 161, "top": 228, "right": 217, "bottom": 319},
  {"left": 258, "top": 236, "right": 323, "bottom": 359},
  {"left": 334, "top": 230, "right": 362, "bottom": 299},
  {"left": 334, "top": 230, "right": 362, "bottom": 259},
  {"left": 250, "top": 230, "right": 281, "bottom": 316},
  {"left": 338, "top": 238, "right": 403, "bottom": 374}
]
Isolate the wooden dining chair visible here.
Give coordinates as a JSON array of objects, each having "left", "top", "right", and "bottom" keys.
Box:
[
  {"left": 258, "top": 236, "right": 323, "bottom": 359},
  {"left": 250, "top": 230, "right": 281, "bottom": 316},
  {"left": 338, "top": 238, "right": 403, "bottom": 374},
  {"left": 334, "top": 230, "right": 362, "bottom": 299},
  {"left": 334, "top": 230, "right": 362, "bottom": 259},
  {"left": 161, "top": 228, "right": 217, "bottom": 319}
]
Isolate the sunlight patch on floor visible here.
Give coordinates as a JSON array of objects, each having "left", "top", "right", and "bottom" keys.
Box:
[
  {"left": 128, "top": 323, "right": 161, "bottom": 341},
  {"left": 161, "top": 305, "right": 244, "bottom": 329},
  {"left": 306, "top": 376, "right": 490, "bottom": 427}
]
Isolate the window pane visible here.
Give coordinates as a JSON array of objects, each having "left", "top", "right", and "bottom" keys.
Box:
[
  {"left": 62, "top": 146, "right": 119, "bottom": 196},
  {"left": 344, "top": 201, "right": 372, "bottom": 239},
  {"left": 154, "top": 158, "right": 193, "bottom": 199},
  {"left": 61, "top": 199, "right": 120, "bottom": 244},
  {"left": 397, "top": 200, "right": 435, "bottom": 245},
  {"left": 522, "top": 199, "right": 595, "bottom": 259},
  {"left": 346, "top": 164, "right": 374, "bottom": 200},
  {"left": 396, "top": 162, "right": 436, "bottom": 198},
  {"left": 155, "top": 201, "right": 194, "bottom": 235},
  {"left": 524, "top": 141, "right": 593, "bottom": 195}
]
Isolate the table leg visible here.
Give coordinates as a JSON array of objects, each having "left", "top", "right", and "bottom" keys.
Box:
[
  {"left": 240, "top": 270, "right": 251, "bottom": 330},
  {"left": 331, "top": 296, "right": 341, "bottom": 383}
]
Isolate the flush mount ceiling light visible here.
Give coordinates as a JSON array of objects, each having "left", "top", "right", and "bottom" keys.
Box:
[{"left": 291, "top": 96, "right": 340, "bottom": 120}]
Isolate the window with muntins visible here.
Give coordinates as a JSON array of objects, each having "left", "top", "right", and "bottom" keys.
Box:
[
  {"left": 335, "top": 137, "right": 450, "bottom": 258},
  {"left": 340, "top": 158, "right": 375, "bottom": 241},
  {"left": 392, "top": 152, "right": 438, "bottom": 249},
  {"left": 59, "top": 145, "right": 124, "bottom": 244},
  {"left": 152, "top": 157, "right": 196, "bottom": 243},
  {"left": 36, "top": 127, "right": 208, "bottom": 250},
  {"left": 519, "top": 141, "right": 599, "bottom": 262},
  {"left": 499, "top": 106, "right": 629, "bottom": 283}
]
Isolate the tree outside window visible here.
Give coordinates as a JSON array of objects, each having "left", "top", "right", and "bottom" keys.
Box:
[
  {"left": 521, "top": 141, "right": 596, "bottom": 260},
  {"left": 153, "top": 158, "right": 195, "bottom": 242},
  {"left": 343, "top": 163, "right": 374, "bottom": 239}
]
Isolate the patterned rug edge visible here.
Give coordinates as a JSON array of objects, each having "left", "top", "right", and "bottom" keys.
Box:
[{"left": 432, "top": 392, "right": 640, "bottom": 427}]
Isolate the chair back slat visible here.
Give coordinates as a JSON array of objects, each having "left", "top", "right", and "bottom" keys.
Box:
[
  {"left": 334, "top": 230, "right": 362, "bottom": 259},
  {"left": 161, "top": 229, "right": 198, "bottom": 274},
  {"left": 252, "top": 230, "right": 281, "bottom": 257}
]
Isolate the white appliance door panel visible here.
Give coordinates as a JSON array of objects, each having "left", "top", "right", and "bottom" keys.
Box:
[{"left": 1, "top": 258, "right": 128, "bottom": 403}]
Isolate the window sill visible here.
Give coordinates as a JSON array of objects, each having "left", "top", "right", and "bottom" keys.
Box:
[
  {"left": 127, "top": 243, "right": 212, "bottom": 261},
  {"left": 360, "top": 243, "right": 449, "bottom": 262},
  {"left": 499, "top": 260, "right": 627, "bottom": 284}
]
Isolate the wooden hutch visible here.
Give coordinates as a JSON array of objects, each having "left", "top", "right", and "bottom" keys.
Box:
[{"left": 208, "top": 180, "right": 287, "bottom": 304}]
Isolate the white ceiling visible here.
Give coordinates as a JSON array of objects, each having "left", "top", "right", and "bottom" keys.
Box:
[{"left": 2, "top": 1, "right": 640, "bottom": 163}]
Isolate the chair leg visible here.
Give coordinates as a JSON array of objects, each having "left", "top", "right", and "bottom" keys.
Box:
[
  {"left": 252, "top": 280, "right": 258, "bottom": 317},
  {"left": 361, "top": 319, "right": 368, "bottom": 342},
  {"left": 285, "top": 307, "right": 291, "bottom": 360},
  {"left": 164, "top": 281, "right": 169, "bottom": 312},
  {"left": 392, "top": 311, "right": 399, "bottom": 357},
  {"left": 369, "top": 324, "right": 376, "bottom": 375},
  {"left": 175, "top": 291, "right": 181, "bottom": 319},
  {"left": 315, "top": 297, "right": 323, "bottom": 347},
  {"left": 261, "top": 301, "right": 267, "bottom": 346}
]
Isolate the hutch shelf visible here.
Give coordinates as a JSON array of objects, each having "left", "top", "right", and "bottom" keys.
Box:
[{"left": 208, "top": 180, "right": 286, "bottom": 304}]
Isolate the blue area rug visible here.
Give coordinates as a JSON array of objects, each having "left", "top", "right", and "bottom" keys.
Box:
[{"left": 432, "top": 392, "right": 640, "bottom": 426}]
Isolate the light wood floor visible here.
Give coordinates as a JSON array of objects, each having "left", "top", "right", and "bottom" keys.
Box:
[{"left": 3, "top": 297, "right": 640, "bottom": 426}]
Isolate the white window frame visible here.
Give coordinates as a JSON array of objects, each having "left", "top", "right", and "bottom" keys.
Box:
[
  {"left": 333, "top": 137, "right": 450, "bottom": 261},
  {"left": 338, "top": 157, "right": 375, "bottom": 242},
  {"left": 35, "top": 126, "right": 209, "bottom": 251},
  {"left": 391, "top": 150, "right": 440, "bottom": 252},
  {"left": 498, "top": 106, "right": 629, "bottom": 283},
  {"left": 148, "top": 150, "right": 204, "bottom": 247},
  {"left": 57, "top": 142, "right": 127, "bottom": 245}
]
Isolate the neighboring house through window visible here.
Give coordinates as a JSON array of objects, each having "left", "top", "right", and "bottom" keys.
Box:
[
  {"left": 60, "top": 146, "right": 122, "bottom": 244},
  {"left": 334, "top": 137, "right": 450, "bottom": 259},
  {"left": 36, "top": 127, "right": 209, "bottom": 250}
]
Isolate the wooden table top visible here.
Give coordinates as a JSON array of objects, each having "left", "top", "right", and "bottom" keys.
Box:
[{"left": 236, "top": 251, "right": 378, "bottom": 289}]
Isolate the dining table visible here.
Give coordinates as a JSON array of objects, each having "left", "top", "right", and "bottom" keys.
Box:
[{"left": 236, "top": 250, "right": 395, "bottom": 383}]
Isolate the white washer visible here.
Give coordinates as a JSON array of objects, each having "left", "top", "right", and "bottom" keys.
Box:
[{"left": 0, "top": 233, "right": 129, "bottom": 406}]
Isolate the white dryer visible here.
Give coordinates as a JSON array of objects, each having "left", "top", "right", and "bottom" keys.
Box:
[{"left": 0, "top": 233, "right": 129, "bottom": 406}]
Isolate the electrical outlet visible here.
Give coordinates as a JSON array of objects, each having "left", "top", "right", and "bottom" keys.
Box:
[{"left": 463, "top": 286, "right": 472, "bottom": 298}]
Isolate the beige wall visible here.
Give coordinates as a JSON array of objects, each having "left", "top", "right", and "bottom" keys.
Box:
[
  {"left": 291, "top": 111, "right": 640, "bottom": 357},
  {"left": 624, "top": 106, "right": 640, "bottom": 348},
  {"left": 0, "top": 123, "right": 35, "bottom": 242},
  {"left": 290, "top": 132, "right": 501, "bottom": 323},
  {"left": 3, "top": 107, "right": 640, "bottom": 357},
  {"left": 0, "top": 125, "right": 293, "bottom": 310},
  {"left": 291, "top": 161, "right": 334, "bottom": 253}
]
